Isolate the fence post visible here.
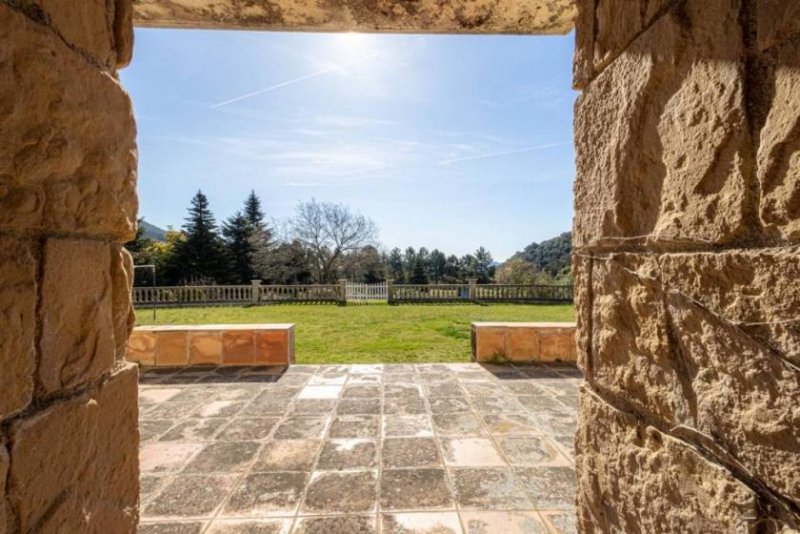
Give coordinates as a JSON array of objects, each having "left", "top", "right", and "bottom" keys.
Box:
[
  {"left": 338, "top": 279, "right": 348, "bottom": 306},
  {"left": 251, "top": 280, "right": 261, "bottom": 304},
  {"left": 386, "top": 278, "right": 394, "bottom": 304},
  {"left": 468, "top": 278, "right": 478, "bottom": 300}
]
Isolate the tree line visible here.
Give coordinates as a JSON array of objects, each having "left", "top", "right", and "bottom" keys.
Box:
[{"left": 126, "top": 191, "right": 514, "bottom": 287}]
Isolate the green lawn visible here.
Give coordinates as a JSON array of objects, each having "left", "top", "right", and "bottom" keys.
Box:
[{"left": 135, "top": 304, "right": 575, "bottom": 364}]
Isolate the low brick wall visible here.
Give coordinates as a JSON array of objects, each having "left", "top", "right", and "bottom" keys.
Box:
[
  {"left": 127, "top": 324, "right": 295, "bottom": 367},
  {"left": 471, "top": 322, "right": 577, "bottom": 363}
]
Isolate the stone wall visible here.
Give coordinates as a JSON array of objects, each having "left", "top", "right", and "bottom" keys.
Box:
[
  {"left": 573, "top": 0, "right": 800, "bottom": 531},
  {"left": 0, "top": 1, "right": 139, "bottom": 532}
]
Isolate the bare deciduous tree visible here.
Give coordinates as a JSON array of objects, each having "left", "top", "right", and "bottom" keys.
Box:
[{"left": 288, "top": 200, "right": 378, "bottom": 282}]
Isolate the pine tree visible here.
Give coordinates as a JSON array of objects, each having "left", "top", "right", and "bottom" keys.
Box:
[
  {"left": 243, "top": 190, "right": 266, "bottom": 229},
  {"left": 222, "top": 212, "right": 255, "bottom": 283},
  {"left": 242, "top": 190, "right": 274, "bottom": 280},
  {"left": 386, "top": 248, "right": 405, "bottom": 282},
  {"left": 165, "top": 190, "right": 231, "bottom": 284}
]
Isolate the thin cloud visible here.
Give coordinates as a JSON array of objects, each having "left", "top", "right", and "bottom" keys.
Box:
[
  {"left": 210, "top": 54, "right": 377, "bottom": 109},
  {"left": 438, "top": 142, "right": 571, "bottom": 165}
]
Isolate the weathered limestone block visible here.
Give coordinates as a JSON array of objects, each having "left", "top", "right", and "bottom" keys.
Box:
[
  {"left": 658, "top": 248, "right": 800, "bottom": 365},
  {"left": 0, "top": 237, "right": 36, "bottom": 420},
  {"left": 757, "top": 0, "right": 800, "bottom": 51},
  {"left": 589, "top": 254, "right": 800, "bottom": 504},
  {"left": 7, "top": 365, "right": 139, "bottom": 533},
  {"left": 593, "top": 0, "right": 675, "bottom": 72},
  {"left": 16, "top": 0, "right": 116, "bottom": 68},
  {"left": 133, "top": 0, "right": 577, "bottom": 35},
  {"left": 114, "top": 0, "right": 134, "bottom": 68},
  {"left": 39, "top": 239, "right": 115, "bottom": 396},
  {"left": 574, "top": 0, "right": 750, "bottom": 250},
  {"left": 576, "top": 388, "right": 764, "bottom": 532},
  {"left": 0, "top": 444, "right": 8, "bottom": 534},
  {"left": 88, "top": 364, "right": 139, "bottom": 532},
  {"left": 573, "top": 255, "right": 592, "bottom": 374},
  {"left": 7, "top": 394, "right": 99, "bottom": 531},
  {"left": 0, "top": 4, "right": 138, "bottom": 242},
  {"left": 572, "top": 0, "right": 595, "bottom": 89},
  {"left": 112, "top": 246, "right": 136, "bottom": 360},
  {"left": 758, "top": 36, "right": 800, "bottom": 243}
]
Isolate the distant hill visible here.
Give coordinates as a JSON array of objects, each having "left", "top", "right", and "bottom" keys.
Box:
[
  {"left": 140, "top": 220, "right": 167, "bottom": 242},
  {"left": 508, "top": 232, "right": 572, "bottom": 277}
]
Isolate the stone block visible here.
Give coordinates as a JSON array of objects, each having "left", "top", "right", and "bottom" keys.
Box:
[
  {"left": 589, "top": 254, "right": 800, "bottom": 503},
  {"left": 17, "top": 0, "right": 116, "bottom": 68},
  {"left": 576, "top": 388, "right": 763, "bottom": 532},
  {"left": 39, "top": 238, "right": 115, "bottom": 396},
  {"left": 574, "top": 0, "right": 749, "bottom": 250},
  {"left": 472, "top": 326, "right": 506, "bottom": 362},
  {"left": 0, "top": 237, "right": 36, "bottom": 420},
  {"left": 223, "top": 330, "right": 256, "bottom": 364},
  {"left": 658, "top": 248, "right": 800, "bottom": 365},
  {"left": 572, "top": 0, "right": 595, "bottom": 89},
  {"left": 506, "top": 327, "right": 539, "bottom": 362},
  {"left": 190, "top": 332, "right": 223, "bottom": 365},
  {"left": 757, "top": 0, "right": 800, "bottom": 51},
  {"left": 89, "top": 364, "right": 139, "bottom": 532},
  {"left": 593, "top": 0, "right": 675, "bottom": 72},
  {"left": 255, "top": 329, "right": 293, "bottom": 365},
  {"left": 8, "top": 394, "right": 99, "bottom": 531},
  {"left": 127, "top": 330, "right": 156, "bottom": 365},
  {"left": 156, "top": 332, "right": 188, "bottom": 366},
  {"left": 111, "top": 246, "right": 135, "bottom": 360},
  {"left": 572, "top": 254, "right": 592, "bottom": 375},
  {"left": 0, "top": 5, "right": 137, "bottom": 241},
  {"left": 0, "top": 443, "right": 8, "bottom": 533},
  {"left": 114, "top": 0, "right": 134, "bottom": 68},
  {"left": 538, "top": 328, "right": 577, "bottom": 362},
  {"left": 758, "top": 36, "right": 800, "bottom": 243}
]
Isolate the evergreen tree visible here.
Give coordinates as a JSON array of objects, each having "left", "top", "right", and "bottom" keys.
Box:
[
  {"left": 165, "top": 190, "right": 231, "bottom": 284},
  {"left": 386, "top": 248, "right": 405, "bottom": 282},
  {"left": 428, "top": 249, "right": 447, "bottom": 282},
  {"left": 474, "top": 247, "right": 495, "bottom": 283},
  {"left": 243, "top": 190, "right": 265, "bottom": 229},
  {"left": 222, "top": 212, "right": 255, "bottom": 283},
  {"left": 444, "top": 255, "right": 461, "bottom": 282},
  {"left": 403, "top": 247, "right": 417, "bottom": 282}
]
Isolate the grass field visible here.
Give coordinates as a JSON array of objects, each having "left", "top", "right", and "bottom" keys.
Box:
[{"left": 135, "top": 303, "right": 575, "bottom": 364}]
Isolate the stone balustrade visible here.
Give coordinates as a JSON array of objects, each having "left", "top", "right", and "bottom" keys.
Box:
[
  {"left": 471, "top": 322, "right": 577, "bottom": 363},
  {"left": 127, "top": 324, "right": 295, "bottom": 367}
]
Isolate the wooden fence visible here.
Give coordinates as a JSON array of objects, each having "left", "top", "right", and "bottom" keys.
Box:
[{"left": 132, "top": 280, "right": 573, "bottom": 307}]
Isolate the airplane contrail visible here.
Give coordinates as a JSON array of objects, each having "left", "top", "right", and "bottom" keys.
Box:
[
  {"left": 439, "top": 142, "right": 571, "bottom": 165},
  {"left": 210, "top": 54, "right": 377, "bottom": 109}
]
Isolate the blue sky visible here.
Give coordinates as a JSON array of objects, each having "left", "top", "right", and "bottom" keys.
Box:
[{"left": 122, "top": 29, "right": 577, "bottom": 261}]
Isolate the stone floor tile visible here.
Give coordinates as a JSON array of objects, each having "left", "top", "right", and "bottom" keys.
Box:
[
  {"left": 539, "top": 511, "right": 578, "bottom": 534},
  {"left": 379, "top": 469, "right": 453, "bottom": 511},
  {"left": 383, "top": 415, "right": 432, "bottom": 437},
  {"left": 482, "top": 414, "right": 543, "bottom": 436},
  {"left": 382, "top": 438, "right": 441, "bottom": 468},
  {"left": 515, "top": 467, "right": 577, "bottom": 511},
  {"left": 206, "top": 518, "right": 291, "bottom": 533},
  {"left": 350, "top": 364, "right": 384, "bottom": 374},
  {"left": 316, "top": 365, "right": 351, "bottom": 374},
  {"left": 273, "top": 416, "right": 329, "bottom": 439},
  {"left": 140, "top": 442, "right": 205, "bottom": 473},
  {"left": 140, "top": 475, "right": 169, "bottom": 505},
  {"left": 384, "top": 384, "right": 423, "bottom": 398},
  {"left": 384, "top": 364, "right": 417, "bottom": 374},
  {"left": 383, "top": 396, "right": 426, "bottom": 414},
  {"left": 470, "top": 396, "right": 527, "bottom": 414},
  {"left": 348, "top": 374, "right": 382, "bottom": 385},
  {"left": 328, "top": 415, "right": 380, "bottom": 439},
  {"left": 141, "top": 420, "right": 177, "bottom": 442},
  {"left": 291, "top": 515, "right": 376, "bottom": 534},
  {"left": 450, "top": 468, "right": 532, "bottom": 511},
  {"left": 138, "top": 521, "right": 207, "bottom": 534},
  {"left": 140, "top": 388, "right": 184, "bottom": 406},
  {"left": 459, "top": 511, "right": 547, "bottom": 533},
  {"left": 144, "top": 401, "right": 198, "bottom": 421},
  {"left": 336, "top": 398, "right": 381, "bottom": 415},
  {"left": 502, "top": 382, "right": 549, "bottom": 396},
  {"left": 551, "top": 435, "right": 576, "bottom": 459},
  {"left": 556, "top": 395, "right": 578, "bottom": 409},
  {"left": 273, "top": 374, "right": 311, "bottom": 387},
  {"left": 431, "top": 413, "right": 486, "bottom": 437},
  {"left": 297, "top": 386, "right": 342, "bottom": 400},
  {"left": 240, "top": 396, "right": 292, "bottom": 416},
  {"left": 302, "top": 471, "right": 378, "bottom": 513},
  {"left": 292, "top": 399, "right": 337, "bottom": 414},
  {"left": 381, "top": 512, "right": 462, "bottom": 534},
  {"left": 215, "top": 418, "right": 280, "bottom": 441},
  {"left": 308, "top": 374, "right": 348, "bottom": 386},
  {"left": 440, "top": 438, "right": 505, "bottom": 467},
  {"left": 428, "top": 397, "right": 471, "bottom": 414},
  {"left": 382, "top": 373, "right": 418, "bottom": 385},
  {"left": 224, "top": 472, "right": 309, "bottom": 517},
  {"left": 143, "top": 474, "right": 237, "bottom": 518},
  {"left": 423, "top": 383, "right": 465, "bottom": 397},
  {"left": 460, "top": 383, "right": 501, "bottom": 397},
  {"left": 527, "top": 412, "right": 577, "bottom": 436},
  {"left": 159, "top": 418, "right": 227, "bottom": 442},
  {"left": 252, "top": 440, "right": 321, "bottom": 472},
  {"left": 516, "top": 395, "right": 571, "bottom": 412},
  {"left": 342, "top": 385, "right": 381, "bottom": 398},
  {"left": 317, "top": 439, "right": 378, "bottom": 470},
  {"left": 183, "top": 441, "right": 261, "bottom": 473},
  {"left": 497, "top": 436, "right": 569, "bottom": 466}
]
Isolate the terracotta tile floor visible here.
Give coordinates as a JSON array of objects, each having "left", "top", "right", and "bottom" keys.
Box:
[{"left": 137, "top": 363, "right": 580, "bottom": 534}]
